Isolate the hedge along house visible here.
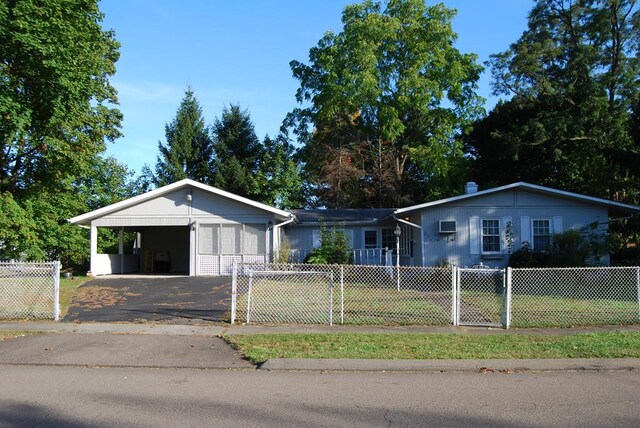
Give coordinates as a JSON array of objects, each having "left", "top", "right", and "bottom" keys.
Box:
[
  {"left": 394, "top": 182, "right": 640, "bottom": 268},
  {"left": 69, "top": 179, "right": 293, "bottom": 276}
]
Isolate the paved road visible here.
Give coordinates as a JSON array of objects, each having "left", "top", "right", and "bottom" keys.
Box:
[
  {"left": 0, "top": 366, "right": 638, "bottom": 427},
  {"left": 64, "top": 276, "right": 231, "bottom": 323}
]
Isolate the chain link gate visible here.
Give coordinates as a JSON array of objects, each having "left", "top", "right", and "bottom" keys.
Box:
[{"left": 454, "top": 267, "right": 506, "bottom": 327}]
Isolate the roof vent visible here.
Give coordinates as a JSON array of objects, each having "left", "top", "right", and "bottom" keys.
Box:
[{"left": 465, "top": 182, "right": 478, "bottom": 194}]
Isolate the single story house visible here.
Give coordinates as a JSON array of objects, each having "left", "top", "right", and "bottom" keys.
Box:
[{"left": 69, "top": 179, "right": 640, "bottom": 275}]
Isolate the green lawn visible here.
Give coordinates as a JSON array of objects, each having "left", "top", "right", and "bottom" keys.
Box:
[
  {"left": 59, "top": 275, "right": 90, "bottom": 317},
  {"left": 225, "top": 332, "right": 640, "bottom": 364},
  {"left": 458, "top": 290, "right": 639, "bottom": 328},
  {"left": 236, "top": 279, "right": 450, "bottom": 325}
]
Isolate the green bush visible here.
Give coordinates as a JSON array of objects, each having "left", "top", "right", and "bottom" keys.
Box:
[
  {"left": 304, "top": 222, "right": 353, "bottom": 265},
  {"left": 509, "top": 230, "right": 600, "bottom": 268}
]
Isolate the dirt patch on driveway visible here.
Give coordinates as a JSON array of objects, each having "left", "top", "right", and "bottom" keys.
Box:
[{"left": 64, "top": 276, "right": 231, "bottom": 324}]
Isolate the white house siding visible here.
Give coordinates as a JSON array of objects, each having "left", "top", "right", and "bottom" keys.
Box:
[
  {"left": 420, "top": 190, "right": 609, "bottom": 268},
  {"left": 86, "top": 187, "right": 277, "bottom": 276}
]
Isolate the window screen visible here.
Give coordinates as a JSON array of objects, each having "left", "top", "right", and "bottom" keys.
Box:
[
  {"left": 220, "top": 224, "right": 241, "bottom": 254},
  {"left": 244, "top": 224, "right": 266, "bottom": 255},
  {"left": 198, "top": 224, "right": 219, "bottom": 254}
]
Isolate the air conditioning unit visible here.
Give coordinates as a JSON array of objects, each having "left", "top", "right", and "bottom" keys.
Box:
[{"left": 439, "top": 220, "right": 457, "bottom": 234}]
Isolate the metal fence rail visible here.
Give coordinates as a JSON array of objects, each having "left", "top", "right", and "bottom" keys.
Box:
[{"left": 0, "top": 261, "right": 60, "bottom": 320}]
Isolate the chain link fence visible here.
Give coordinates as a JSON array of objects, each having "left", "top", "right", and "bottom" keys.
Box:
[
  {"left": 456, "top": 268, "right": 505, "bottom": 327},
  {"left": 510, "top": 267, "right": 640, "bottom": 328},
  {"left": 232, "top": 262, "right": 640, "bottom": 328},
  {"left": 233, "top": 262, "right": 452, "bottom": 325},
  {"left": 0, "top": 261, "right": 60, "bottom": 320}
]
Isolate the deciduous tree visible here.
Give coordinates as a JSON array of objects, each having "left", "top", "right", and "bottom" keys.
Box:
[{"left": 288, "top": 0, "right": 483, "bottom": 207}]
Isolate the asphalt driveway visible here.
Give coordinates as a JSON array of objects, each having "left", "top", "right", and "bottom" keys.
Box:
[{"left": 64, "top": 275, "right": 231, "bottom": 324}]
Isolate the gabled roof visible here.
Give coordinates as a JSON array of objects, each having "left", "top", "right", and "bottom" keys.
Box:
[
  {"left": 69, "top": 179, "right": 293, "bottom": 225},
  {"left": 289, "top": 208, "right": 395, "bottom": 225},
  {"left": 394, "top": 182, "right": 640, "bottom": 215}
]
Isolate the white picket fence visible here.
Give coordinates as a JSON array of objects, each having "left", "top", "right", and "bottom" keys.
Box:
[{"left": 0, "top": 261, "right": 61, "bottom": 320}]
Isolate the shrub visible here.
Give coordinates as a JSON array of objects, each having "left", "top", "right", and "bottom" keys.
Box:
[
  {"left": 509, "top": 230, "right": 599, "bottom": 268},
  {"left": 304, "top": 222, "right": 353, "bottom": 265}
]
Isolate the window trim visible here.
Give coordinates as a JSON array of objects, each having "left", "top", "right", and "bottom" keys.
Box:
[{"left": 481, "top": 218, "right": 501, "bottom": 254}]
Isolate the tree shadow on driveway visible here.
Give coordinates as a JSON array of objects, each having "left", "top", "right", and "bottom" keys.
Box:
[{"left": 64, "top": 275, "right": 231, "bottom": 324}]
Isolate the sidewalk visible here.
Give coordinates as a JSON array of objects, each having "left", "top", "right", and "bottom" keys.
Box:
[
  {"left": 2, "top": 320, "right": 640, "bottom": 336},
  {"left": 1, "top": 321, "right": 639, "bottom": 373}
]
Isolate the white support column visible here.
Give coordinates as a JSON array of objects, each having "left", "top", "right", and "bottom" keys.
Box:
[
  {"left": 118, "top": 228, "right": 124, "bottom": 274},
  {"left": 189, "top": 221, "right": 197, "bottom": 276},
  {"left": 89, "top": 224, "right": 98, "bottom": 276}
]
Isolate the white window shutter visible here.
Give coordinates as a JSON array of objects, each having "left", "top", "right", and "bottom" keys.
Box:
[
  {"left": 520, "top": 216, "right": 531, "bottom": 247},
  {"left": 312, "top": 229, "right": 321, "bottom": 248},
  {"left": 502, "top": 216, "right": 512, "bottom": 254},
  {"left": 469, "top": 216, "right": 480, "bottom": 255},
  {"left": 553, "top": 216, "right": 563, "bottom": 235}
]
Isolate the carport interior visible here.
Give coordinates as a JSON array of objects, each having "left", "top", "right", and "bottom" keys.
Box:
[{"left": 96, "top": 225, "right": 190, "bottom": 275}]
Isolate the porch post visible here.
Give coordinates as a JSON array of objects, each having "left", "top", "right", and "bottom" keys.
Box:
[
  {"left": 118, "top": 228, "right": 124, "bottom": 274},
  {"left": 89, "top": 223, "right": 98, "bottom": 276},
  {"left": 189, "top": 221, "right": 197, "bottom": 276}
]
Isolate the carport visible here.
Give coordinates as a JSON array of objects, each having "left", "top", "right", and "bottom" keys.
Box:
[{"left": 69, "top": 179, "right": 294, "bottom": 276}]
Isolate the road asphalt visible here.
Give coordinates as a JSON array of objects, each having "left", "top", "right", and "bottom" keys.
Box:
[{"left": 1, "top": 321, "right": 639, "bottom": 373}]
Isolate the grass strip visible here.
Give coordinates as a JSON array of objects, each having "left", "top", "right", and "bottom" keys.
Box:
[
  {"left": 224, "top": 332, "right": 640, "bottom": 364},
  {"left": 59, "top": 276, "right": 90, "bottom": 317}
]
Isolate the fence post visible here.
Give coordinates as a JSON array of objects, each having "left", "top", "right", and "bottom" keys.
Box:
[
  {"left": 503, "top": 267, "right": 512, "bottom": 329},
  {"left": 340, "top": 265, "right": 344, "bottom": 325},
  {"left": 53, "top": 261, "right": 60, "bottom": 321},
  {"left": 637, "top": 267, "right": 640, "bottom": 322},
  {"left": 451, "top": 267, "right": 458, "bottom": 326},
  {"left": 246, "top": 270, "right": 253, "bottom": 324},
  {"left": 231, "top": 260, "right": 237, "bottom": 324},
  {"left": 329, "top": 271, "right": 334, "bottom": 326}
]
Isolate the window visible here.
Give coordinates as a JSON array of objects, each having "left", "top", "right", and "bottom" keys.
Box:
[
  {"left": 481, "top": 219, "right": 500, "bottom": 253},
  {"left": 381, "top": 228, "right": 396, "bottom": 251},
  {"left": 533, "top": 219, "right": 551, "bottom": 251},
  {"left": 364, "top": 230, "right": 378, "bottom": 249}
]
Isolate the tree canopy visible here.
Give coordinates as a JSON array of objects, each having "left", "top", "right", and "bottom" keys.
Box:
[
  {"left": 153, "top": 88, "right": 214, "bottom": 187},
  {"left": 0, "top": 0, "right": 130, "bottom": 266},
  {"left": 466, "top": 0, "right": 640, "bottom": 203},
  {"left": 0, "top": 0, "right": 122, "bottom": 196},
  {"left": 287, "top": 0, "right": 483, "bottom": 208}
]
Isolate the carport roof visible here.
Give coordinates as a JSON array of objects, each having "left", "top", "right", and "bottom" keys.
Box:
[{"left": 69, "top": 179, "right": 294, "bottom": 225}]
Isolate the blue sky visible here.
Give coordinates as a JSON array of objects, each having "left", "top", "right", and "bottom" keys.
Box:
[{"left": 100, "top": 0, "right": 534, "bottom": 174}]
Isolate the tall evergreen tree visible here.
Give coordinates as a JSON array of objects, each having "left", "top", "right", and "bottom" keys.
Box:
[
  {"left": 211, "top": 104, "right": 263, "bottom": 198},
  {"left": 153, "top": 88, "right": 214, "bottom": 186}
]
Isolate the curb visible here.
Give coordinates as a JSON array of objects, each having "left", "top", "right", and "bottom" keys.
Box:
[{"left": 258, "top": 358, "right": 640, "bottom": 373}]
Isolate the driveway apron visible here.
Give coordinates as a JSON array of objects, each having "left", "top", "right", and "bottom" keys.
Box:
[{"left": 64, "top": 276, "right": 231, "bottom": 323}]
